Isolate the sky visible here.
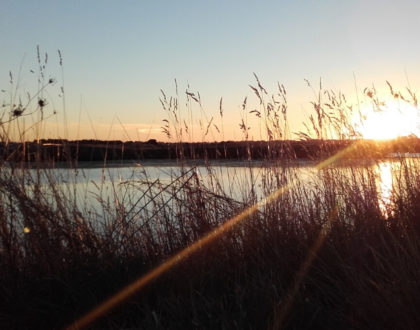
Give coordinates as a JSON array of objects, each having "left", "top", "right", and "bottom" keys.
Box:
[{"left": 2, "top": 0, "right": 420, "bottom": 141}]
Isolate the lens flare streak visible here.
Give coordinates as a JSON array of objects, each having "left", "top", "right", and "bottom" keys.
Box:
[{"left": 65, "top": 143, "right": 360, "bottom": 330}]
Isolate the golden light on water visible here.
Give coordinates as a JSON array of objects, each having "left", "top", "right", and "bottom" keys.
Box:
[
  {"left": 359, "top": 101, "right": 420, "bottom": 140},
  {"left": 376, "top": 162, "right": 394, "bottom": 218}
]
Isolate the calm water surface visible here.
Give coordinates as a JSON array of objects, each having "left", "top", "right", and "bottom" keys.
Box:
[{"left": 14, "top": 158, "right": 420, "bottom": 218}]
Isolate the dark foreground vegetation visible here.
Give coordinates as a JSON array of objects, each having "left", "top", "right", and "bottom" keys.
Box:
[
  {"left": 2, "top": 56, "right": 420, "bottom": 329},
  {"left": 1, "top": 155, "right": 420, "bottom": 330}
]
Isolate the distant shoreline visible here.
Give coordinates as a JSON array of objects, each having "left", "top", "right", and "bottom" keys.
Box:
[{"left": 1, "top": 137, "right": 419, "bottom": 164}]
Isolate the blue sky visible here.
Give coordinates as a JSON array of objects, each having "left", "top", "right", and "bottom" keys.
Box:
[{"left": 2, "top": 0, "right": 420, "bottom": 140}]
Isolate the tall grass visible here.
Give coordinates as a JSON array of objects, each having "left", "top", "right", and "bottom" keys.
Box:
[{"left": 1, "top": 56, "right": 420, "bottom": 329}]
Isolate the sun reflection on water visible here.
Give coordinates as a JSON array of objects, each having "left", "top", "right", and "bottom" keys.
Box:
[{"left": 376, "top": 162, "right": 394, "bottom": 218}]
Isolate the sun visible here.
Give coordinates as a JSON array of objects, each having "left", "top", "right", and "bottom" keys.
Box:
[{"left": 358, "top": 100, "right": 420, "bottom": 140}]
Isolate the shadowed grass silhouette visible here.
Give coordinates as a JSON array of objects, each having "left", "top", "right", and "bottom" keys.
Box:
[{"left": 66, "top": 142, "right": 361, "bottom": 329}]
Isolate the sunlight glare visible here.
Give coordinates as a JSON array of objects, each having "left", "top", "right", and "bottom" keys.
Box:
[{"left": 359, "top": 101, "right": 420, "bottom": 140}]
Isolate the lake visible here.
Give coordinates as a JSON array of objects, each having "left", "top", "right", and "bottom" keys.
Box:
[{"left": 11, "top": 157, "right": 419, "bottom": 221}]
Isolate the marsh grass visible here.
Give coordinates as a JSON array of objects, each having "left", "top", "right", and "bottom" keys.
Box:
[{"left": 1, "top": 59, "right": 420, "bottom": 329}]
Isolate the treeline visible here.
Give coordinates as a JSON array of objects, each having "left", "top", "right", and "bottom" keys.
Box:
[{"left": 1, "top": 136, "right": 420, "bottom": 163}]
